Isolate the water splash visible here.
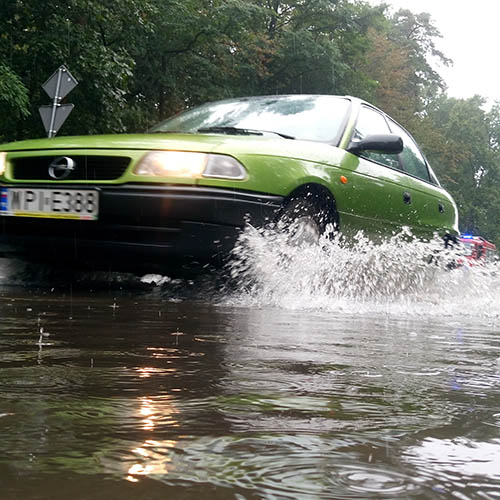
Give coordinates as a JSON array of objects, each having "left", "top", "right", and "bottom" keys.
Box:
[{"left": 226, "top": 226, "right": 500, "bottom": 319}]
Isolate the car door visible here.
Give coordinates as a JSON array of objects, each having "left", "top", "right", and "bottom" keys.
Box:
[
  {"left": 386, "top": 118, "right": 457, "bottom": 238},
  {"left": 339, "top": 105, "right": 415, "bottom": 238}
]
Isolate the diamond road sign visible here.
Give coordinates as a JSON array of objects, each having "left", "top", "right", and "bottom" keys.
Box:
[
  {"left": 42, "top": 65, "right": 78, "bottom": 100},
  {"left": 39, "top": 65, "right": 79, "bottom": 138}
]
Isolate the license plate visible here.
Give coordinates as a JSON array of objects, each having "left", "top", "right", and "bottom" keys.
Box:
[{"left": 0, "top": 187, "right": 99, "bottom": 220}]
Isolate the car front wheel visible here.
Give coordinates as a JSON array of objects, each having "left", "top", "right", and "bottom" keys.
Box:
[{"left": 278, "top": 196, "right": 336, "bottom": 246}]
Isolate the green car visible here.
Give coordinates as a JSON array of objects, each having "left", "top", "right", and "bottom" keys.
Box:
[{"left": 0, "top": 95, "right": 458, "bottom": 271}]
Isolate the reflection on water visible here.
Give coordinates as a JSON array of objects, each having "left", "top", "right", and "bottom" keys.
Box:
[
  {"left": 0, "top": 230, "right": 499, "bottom": 499},
  {"left": 405, "top": 437, "right": 500, "bottom": 485},
  {"left": 125, "top": 395, "right": 178, "bottom": 483}
]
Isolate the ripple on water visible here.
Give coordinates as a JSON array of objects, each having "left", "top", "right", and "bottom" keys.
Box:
[{"left": 118, "top": 435, "right": 424, "bottom": 498}]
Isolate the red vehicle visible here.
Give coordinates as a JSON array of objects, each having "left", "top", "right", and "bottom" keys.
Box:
[{"left": 459, "top": 235, "right": 497, "bottom": 264}]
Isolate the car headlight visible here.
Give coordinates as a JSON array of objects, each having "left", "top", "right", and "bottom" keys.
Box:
[
  {"left": 134, "top": 151, "right": 247, "bottom": 180},
  {"left": 0, "top": 152, "right": 6, "bottom": 176}
]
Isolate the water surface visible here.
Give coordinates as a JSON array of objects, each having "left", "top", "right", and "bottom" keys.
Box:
[{"left": 1, "top": 232, "right": 499, "bottom": 499}]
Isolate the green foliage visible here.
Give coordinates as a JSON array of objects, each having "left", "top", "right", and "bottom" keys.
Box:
[
  {"left": 0, "top": 0, "right": 498, "bottom": 243},
  {"left": 423, "top": 96, "right": 500, "bottom": 245},
  {"left": 0, "top": 63, "right": 30, "bottom": 141},
  {"left": 0, "top": 0, "right": 151, "bottom": 137}
]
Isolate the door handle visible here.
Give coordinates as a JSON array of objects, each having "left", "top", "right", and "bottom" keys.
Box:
[
  {"left": 403, "top": 191, "right": 412, "bottom": 205},
  {"left": 438, "top": 203, "right": 445, "bottom": 213}
]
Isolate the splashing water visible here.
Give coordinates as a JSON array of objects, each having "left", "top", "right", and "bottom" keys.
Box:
[{"left": 227, "top": 226, "right": 500, "bottom": 319}]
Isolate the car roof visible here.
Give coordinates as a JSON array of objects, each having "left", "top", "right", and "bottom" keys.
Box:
[
  {"left": 208, "top": 94, "right": 385, "bottom": 118},
  {"left": 209, "top": 94, "right": 358, "bottom": 104}
]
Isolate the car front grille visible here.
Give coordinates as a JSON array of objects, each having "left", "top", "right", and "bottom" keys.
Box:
[{"left": 11, "top": 155, "right": 131, "bottom": 181}]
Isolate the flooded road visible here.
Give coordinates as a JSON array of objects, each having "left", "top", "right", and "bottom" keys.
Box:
[{"left": 1, "top": 232, "right": 500, "bottom": 499}]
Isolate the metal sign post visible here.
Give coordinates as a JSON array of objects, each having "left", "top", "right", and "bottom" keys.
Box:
[{"left": 39, "top": 65, "right": 78, "bottom": 138}]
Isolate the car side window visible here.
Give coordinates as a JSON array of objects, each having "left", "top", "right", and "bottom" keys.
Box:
[
  {"left": 388, "top": 119, "right": 430, "bottom": 182},
  {"left": 352, "top": 106, "right": 401, "bottom": 170}
]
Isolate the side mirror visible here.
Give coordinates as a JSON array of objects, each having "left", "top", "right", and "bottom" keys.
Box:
[{"left": 347, "top": 134, "right": 403, "bottom": 155}]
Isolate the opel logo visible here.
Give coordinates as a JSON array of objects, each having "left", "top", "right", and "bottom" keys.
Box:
[{"left": 48, "top": 156, "right": 76, "bottom": 180}]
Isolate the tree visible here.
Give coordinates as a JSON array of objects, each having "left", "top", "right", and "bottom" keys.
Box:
[
  {"left": 255, "top": 0, "right": 385, "bottom": 97},
  {"left": 0, "top": 0, "right": 154, "bottom": 139},
  {"left": 424, "top": 96, "right": 500, "bottom": 244},
  {"left": 387, "top": 9, "right": 451, "bottom": 107},
  {"left": 0, "top": 63, "right": 30, "bottom": 142}
]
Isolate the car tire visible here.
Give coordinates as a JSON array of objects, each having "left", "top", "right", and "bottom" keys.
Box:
[{"left": 278, "top": 196, "right": 336, "bottom": 246}]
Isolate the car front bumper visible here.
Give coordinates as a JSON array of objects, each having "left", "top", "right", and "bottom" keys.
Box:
[{"left": 0, "top": 184, "right": 284, "bottom": 269}]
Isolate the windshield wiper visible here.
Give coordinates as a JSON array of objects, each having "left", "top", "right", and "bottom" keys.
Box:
[
  {"left": 148, "top": 130, "right": 193, "bottom": 134},
  {"left": 197, "top": 126, "right": 262, "bottom": 136},
  {"left": 261, "top": 130, "right": 295, "bottom": 139},
  {"left": 197, "top": 126, "right": 295, "bottom": 139}
]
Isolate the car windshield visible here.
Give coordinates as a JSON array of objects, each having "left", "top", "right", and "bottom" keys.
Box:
[{"left": 149, "top": 95, "right": 351, "bottom": 144}]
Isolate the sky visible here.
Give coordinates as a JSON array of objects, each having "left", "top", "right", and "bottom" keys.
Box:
[{"left": 369, "top": 0, "right": 500, "bottom": 105}]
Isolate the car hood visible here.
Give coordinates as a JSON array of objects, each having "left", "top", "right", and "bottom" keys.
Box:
[
  {"left": 0, "top": 133, "right": 227, "bottom": 152},
  {"left": 0, "top": 133, "right": 344, "bottom": 165}
]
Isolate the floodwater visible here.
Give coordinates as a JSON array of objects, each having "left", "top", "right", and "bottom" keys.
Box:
[{"left": 1, "top": 229, "right": 499, "bottom": 499}]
